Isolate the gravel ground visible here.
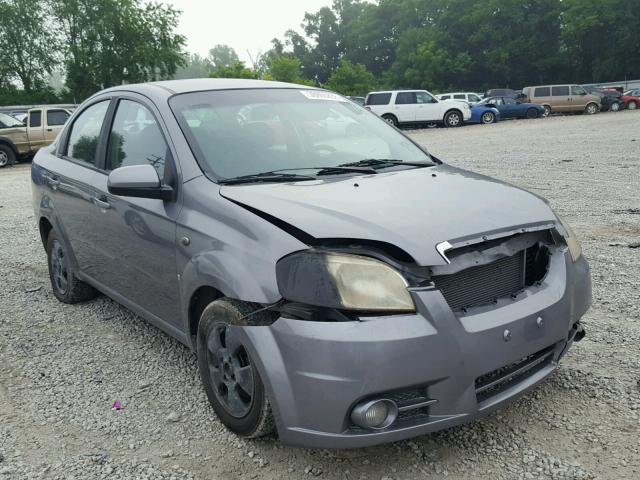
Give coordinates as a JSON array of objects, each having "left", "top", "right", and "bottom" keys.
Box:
[{"left": 1, "top": 111, "right": 639, "bottom": 479}]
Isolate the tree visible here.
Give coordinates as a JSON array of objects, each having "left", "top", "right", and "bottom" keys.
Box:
[
  {"left": 207, "top": 44, "right": 240, "bottom": 69},
  {"left": 174, "top": 53, "right": 213, "bottom": 79},
  {"left": 52, "top": 0, "right": 186, "bottom": 101},
  {"left": 324, "top": 59, "right": 376, "bottom": 95},
  {"left": 266, "top": 56, "right": 314, "bottom": 86},
  {"left": 209, "top": 61, "right": 258, "bottom": 79},
  {"left": 0, "top": 0, "right": 59, "bottom": 92}
]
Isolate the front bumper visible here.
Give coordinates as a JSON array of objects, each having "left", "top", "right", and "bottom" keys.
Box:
[{"left": 238, "top": 251, "right": 591, "bottom": 448}]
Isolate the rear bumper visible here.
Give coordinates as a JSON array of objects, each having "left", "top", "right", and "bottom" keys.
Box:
[{"left": 239, "top": 251, "right": 591, "bottom": 448}]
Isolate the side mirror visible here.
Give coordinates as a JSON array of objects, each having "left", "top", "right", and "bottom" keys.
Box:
[{"left": 107, "top": 164, "right": 174, "bottom": 201}]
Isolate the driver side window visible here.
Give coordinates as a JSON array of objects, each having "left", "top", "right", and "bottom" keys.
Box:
[{"left": 416, "top": 92, "right": 437, "bottom": 104}]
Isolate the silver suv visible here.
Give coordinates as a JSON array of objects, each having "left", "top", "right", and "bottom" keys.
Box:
[{"left": 32, "top": 79, "right": 591, "bottom": 448}]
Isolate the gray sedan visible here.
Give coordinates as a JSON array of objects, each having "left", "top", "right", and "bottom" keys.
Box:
[{"left": 31, "top": 79, "right": 591, "bottom": 448}]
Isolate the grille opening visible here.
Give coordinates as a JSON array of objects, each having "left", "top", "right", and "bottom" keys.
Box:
[
  {"left": 475, "top": 345, "right": 555, "bottom": 403},
  {"left": 432, "top": 238, "right": 551, "bottom": 312}
]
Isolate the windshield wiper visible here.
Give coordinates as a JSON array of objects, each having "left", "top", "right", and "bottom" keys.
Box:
[
  {"left": 339, "top": 159, "right": 435, "bottom": 169},
  {"left": 218, "top": 171, "right": 316, "bottom": 185}
]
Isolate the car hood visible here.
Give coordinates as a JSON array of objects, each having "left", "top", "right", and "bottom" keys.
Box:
[{"left": 219, "top": 165, "right": 557, "bottom": 265}]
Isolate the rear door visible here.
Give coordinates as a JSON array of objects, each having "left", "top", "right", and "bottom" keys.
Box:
[
  {"left": 27, "top": 109, "right": 46, "bottom": 150},
  {"left": 393, "top": 92, "right": 417, "bottom": 122},
  {"left": 551, "top": 85, "right": 571, "bottom": 112},
  {"left": 44, "top": 109, "right": 71, "bottom": 143},
  {"left": 89, "top": 95, "right": 182, "bottom": 325}
]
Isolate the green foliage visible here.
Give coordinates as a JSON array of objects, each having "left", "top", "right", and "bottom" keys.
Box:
[
  {"left": 209, "top": 61, "right": 259, "bottom": 79},
  {"left": 266, "top": 57, "right": 315, "bottom": 86},
  {"left": 207, "top": 45, "right": 240, "bottom": 69},
  {"left": 324, "top": 60, "right": 377, "bottom": 96},
  {"left": 174, "top": 53, "right": 213, "bottom": 79}
]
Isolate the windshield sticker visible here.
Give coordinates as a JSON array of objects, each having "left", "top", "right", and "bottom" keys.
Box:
[{"left": 300, "top": 90, "right": 348, "bottom": 102}]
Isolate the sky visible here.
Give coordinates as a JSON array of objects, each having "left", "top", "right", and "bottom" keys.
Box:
[{"left": 166, "top": 0, "right": 333, "bottom": 64}]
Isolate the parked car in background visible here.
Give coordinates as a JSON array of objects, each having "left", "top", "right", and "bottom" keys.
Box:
[
  {"left": 483, "top": 88, "right": 526, "bottom": 100},
  {"left": 365, "top": 90, "right": 471, "bottom": 127},
  {"left": 621, "top": 89, "right": 640, "bottom": 110},
  {"left": 467, "top": 103, "right": 500, "bottom": 124},
  {"left": 437, "top": 92, "right": 482, "bottom": 104},
  {"left": 478, "top": 96, "right": 545, "bottom": 119},
  {"left": 582, "top": 86, "right": 622, "bottom": 112},
  {"left": 347, "top": 96, "right": 365, "bottom": 106},
  {"left": 525, "top": 85, "right": 601, "bottom": 116},
  {"left": 0, "top": 106, "right": 73, "bottom": 167},
  {"left": 32, "top": 78, "right": 591, "bottom": 448}
]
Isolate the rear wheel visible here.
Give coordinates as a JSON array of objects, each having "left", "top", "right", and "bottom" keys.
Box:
[
  {"left": 610, "top": 102, "right": 621, "bottom": 112},
  {"left": 480, "top": 111, "right": 496, "bottom": 124},
  {"left": 197, "top": 298, "right": 276, "bottom": 438},
  {"left": 444, "top": 110, "right": 463, "bottom": 127},
  {"left": 585, "top": 103, "right": 598, "bottom": 115},
  {"left": 526, "top": 108, "right": 539, "bottom": 119},
  {"left": 542, "top": 105, "right": 552, "bottom": 117},
  {"left": 381, "top": 114, "right": 398, "bottom": 127},
  {"left": 46, "top": 230, "right": 98, "bottom": 303},
  {"left": 628, "top": 101, "right": 638, "bottom": 110},
  {"left": 0, "top": 145, "right": 16, "bottom": 168}
]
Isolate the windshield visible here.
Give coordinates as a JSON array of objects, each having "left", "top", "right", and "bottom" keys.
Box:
[
  {"left": 169, "top": 88, "right": 434, "bottom": 180},
  {"left": 0, "top": 112, "right": 25, "bottom": 128},
  {"left": 478, "top": 97, "right": 497, "bottom": 105}
]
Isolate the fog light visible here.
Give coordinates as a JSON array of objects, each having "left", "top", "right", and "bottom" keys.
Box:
[{"left": 351, "top": 399, "right": 398, "bottom": 430}]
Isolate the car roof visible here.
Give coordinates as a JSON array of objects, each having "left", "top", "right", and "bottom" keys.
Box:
[
  {"left": 367, "top": 90, "right": 427, "bottom": 94},
  {"left": 99, "top": 78, "right": 319, "bottom": 96}
]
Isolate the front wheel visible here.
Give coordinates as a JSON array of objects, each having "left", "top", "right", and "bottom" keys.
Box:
[
  {"left": 444, "top": 110, "right": 463, "bottom": 127},
  {"left": 381, "top": 114, "right": 398, "bottom": 127},
  {"left": 197, "top": 298, "right": 276, "bottom": 439},
  {"left": 628, "top": 101, "right": 638, "bottom": 111},
  {"left": 526, "top": 108, "right": 539, "bottom": 119},
  {"left": 0, "top": 145, "right": 16, "bottom": 168},
  {"left": 542, "top": 105, "right": 552, "bottom": 117},
  {"left": 610, "top": 102, "right": 621, "bottom": 112},
  {"left": 585, "top": 103, "right": 598, "bottom": 115},
  {"left": 480, "top": 111, "right": 496, "bottom": 124}
]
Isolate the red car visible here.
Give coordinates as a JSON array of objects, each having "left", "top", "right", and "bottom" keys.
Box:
[{"left": 621, "top": 89, "right": 640, "bottom": 110}]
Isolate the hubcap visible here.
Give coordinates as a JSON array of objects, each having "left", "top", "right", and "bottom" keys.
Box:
[
  {"left": 587, "top": 105, "right": 596, "bottom": 114},
  {"left": 0, "top": 151, "right": 8, "bottom": 167},
  {"left": 482, "top": 112, "right": 493, "bottom": 124},
  {"left": 448, "top": 114, "right": 460, "bottom": 126},
  {"left": 629, "top": 102, "right": 637, "bottom": 110},
  {"left": 207, "top": 324, "right": 254, "bottom": 418},
  {"left": 50, "top": 240, "right": 69, "bottom": 294},
  {"left": 384, "top": 117, "right": 395, "bottom": 125},
  {"left": 611, "top": 103, "right": 620, "bottom": 111},
  {"left": 544, "top": 107, "right": 551, "bottom": 116}
]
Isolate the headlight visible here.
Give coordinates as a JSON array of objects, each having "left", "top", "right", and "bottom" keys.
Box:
[
  {"left": 276, "top": 251, "right": 415, "bottom": 312},
  {"left": 555, "top": 214, "right": 582, "bottom": 262}
]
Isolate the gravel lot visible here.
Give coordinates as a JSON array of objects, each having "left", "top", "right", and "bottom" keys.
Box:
[{"left": 1, "top": 111, "right": 639, "bottom": 480}]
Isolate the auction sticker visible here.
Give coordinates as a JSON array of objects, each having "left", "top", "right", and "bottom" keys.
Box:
[{"left": 300, "top": 90, "right": 348, "bottom": 102}]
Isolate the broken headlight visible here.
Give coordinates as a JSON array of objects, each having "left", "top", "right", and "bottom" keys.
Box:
[
  {"left": 555, "top": 214, "right": 582, "bottom": 262},
  {"left": 276, "top": 251, "right": 415, "bottom": 312}
]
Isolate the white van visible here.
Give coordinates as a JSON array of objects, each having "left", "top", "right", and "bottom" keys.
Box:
[
  {"left": 365, "top": 90, "right": 471, "bottom": 127},
  {"left": 437, "top": 92, "right": 482, "bottom": 104}
]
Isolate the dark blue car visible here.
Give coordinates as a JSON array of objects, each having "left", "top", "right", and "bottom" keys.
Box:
[{"left": 478, "top": 96, "right": 545, "bottom": 119}]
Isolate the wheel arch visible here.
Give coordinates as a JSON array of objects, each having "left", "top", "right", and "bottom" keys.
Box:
[
  {"left": 187, "top": 285, "right": 225, "bottom": 348},
  {"left": 0, "top": 137, "right": 19, "bottom": 155},
  {"left": 39, "top": 216, "right": 54, "bottom": 249}
]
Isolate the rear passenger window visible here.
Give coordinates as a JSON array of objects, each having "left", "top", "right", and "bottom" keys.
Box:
[
  {"left": 29, "top": 110, "right": 42, "bottom": 127},
  {"left": 552, "top": 86, "right": 570, "bottom": 96},
  {"left": 106, "top": 100, "right": 168, "bottom": 180},
  {"left": 395, "top": 92, "right": 417, "bottom": 104},
  {"left": 47, "top": 110, "right": 70, "bottom": 126},
  {"left": 454, "top": 94, "right": 466, "bottom": 99},
  {"left": 66, "top": 101, "right": 110, "bottom": 165},
  {"left": 365, "top": 93, "right": 392, "bottom": 105},
  {"left": 534, "top": 87, "right": 550, "bottom": 97},
  {"left": 440, "top": 95, "right": 450, "bottom": 100}
]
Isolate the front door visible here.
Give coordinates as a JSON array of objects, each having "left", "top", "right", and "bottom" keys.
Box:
[
  {"left": 392, "top": 92, "right": 417, "bottom": 122},
  {"left": 501, "top": 97, "right": 518, "bottom": 118},
  {"left": 44, "top": 109, "right": 71, "bottom": 143},
  {"left": 551, "top": 85, "right": 571, "bottom": 112},
  {"left": 570, "top": 85, "right": 588, "bottom": 110},
  {"left": 27, "top": 109, "right": 45, "bottom": 150},
  {"left": 89, "top": 97, "right": 181, "bottom": 325},
  {"left": 415, "top": 91, "right": 442, "bottom": 121}
]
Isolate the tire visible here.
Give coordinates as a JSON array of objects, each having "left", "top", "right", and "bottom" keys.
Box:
[
  {"left": 381, "top": 114, "right": 398, "bottom": 127},
  {"left": 628, "top": 101, "right": 638, "bottom": 111},
  {"left": 480, "top": 111, "right": 495, "bottom": 124},
  {"left": 46, "top": 229, "right": 98, "bottom": 303},
  {"left": 0, "top": 144, "right": 16, "bottom": 168},
  {"left": 197, "top": 298, "right": 276, "bottom": 439},
  {"left": 444, "top": 110, "right": 463, "bottom": 127},
  {"left": 542, "top": 105, "right": 552, "bottom": 117},
  {"left": 526, "top": 108, "right": 539, "bottom": 119},
  {"left": 585, "top": 103, "right": 598, "bottom": 115},
  {"left": 610, "top": 102, "right": 621, "bottom": 112}
]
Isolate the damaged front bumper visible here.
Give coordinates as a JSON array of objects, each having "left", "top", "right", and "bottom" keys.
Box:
[{"left": 237, "top": 251, "right": 591, "bottom": 448}]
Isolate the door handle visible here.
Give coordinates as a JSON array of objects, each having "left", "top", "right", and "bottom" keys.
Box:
[
  {"left": 92, "top": 195, "right": 111, "bottom": 209},
  {"left": 46, "top": 128, "right": 53, "bottom": 132},
  {"left": 46, "top": 175, "right": 61, "bottom": 189}
]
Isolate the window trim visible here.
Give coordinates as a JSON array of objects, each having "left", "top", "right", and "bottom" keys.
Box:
[
  {"left": 46, "top": 109, "right": 71, "bottom": 127},
  {"left": 29, "top": 109, "right": 42, "bottom": 128}
]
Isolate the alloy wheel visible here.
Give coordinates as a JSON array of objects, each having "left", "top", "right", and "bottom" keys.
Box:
[
  {"left": 629, "top": 102, "right": 637, "bottom": 110},
  {"left": 50, "top": 240, "right": 69, "bottom": 294},
  {"left": 586, "top": 104, "right": 598, "bottom": 115},
  {"left": 481, "top": 112, "right": 495, "bottom": 124},
  {"left": 0, "top": 151, "right": 8, "bottom": 167},
  {"left": 610, "top": 102, "right": 620, "bottom": 112},
  {"left": 446, "top": 113, "right": 461, "bottom": 127},
  {"left": 206, "top": 324, "right": 255, "bottom": 418}
]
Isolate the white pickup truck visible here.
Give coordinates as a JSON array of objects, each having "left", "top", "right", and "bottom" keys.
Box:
[
  {"left": 365, "top": 90, "right": 471, "bottom": 128},
  {"left": 0, "top": 106, "right": 74, "bottom": 167}
]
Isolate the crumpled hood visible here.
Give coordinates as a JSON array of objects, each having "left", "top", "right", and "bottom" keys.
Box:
[{"left": 220, "top": 165, "right": 557, "bottom": 265}]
